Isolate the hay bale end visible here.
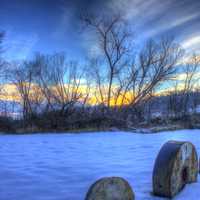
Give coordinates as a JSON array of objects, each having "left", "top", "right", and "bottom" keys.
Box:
[
  {"left": 85, "top": 177, "right": 135, "bottom": 200},
  {"left": 153, "top": 141, "right": 198, "bottom": 198}
]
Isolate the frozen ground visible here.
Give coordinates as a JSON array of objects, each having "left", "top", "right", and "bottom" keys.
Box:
[{"left": 0, "top": 130, "right": 200, "bottom": 200}]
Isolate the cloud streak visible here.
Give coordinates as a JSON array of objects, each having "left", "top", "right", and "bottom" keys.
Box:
[
  {"left": 107, "top": 0, "right": 200, "bottom": 40},
  {"left": 61, "top": 0, "right": 200, "bottom": 55},
  {"left": 181, "top": 35, "right": 200, "bottom": 52}
]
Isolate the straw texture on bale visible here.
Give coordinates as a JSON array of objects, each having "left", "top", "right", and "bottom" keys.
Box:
[
  {"left": 153, "top": 141, "right": 198, "bottom": 198},
  {"left": 85, "top": 177, "right": 135, "bottom": 200}
]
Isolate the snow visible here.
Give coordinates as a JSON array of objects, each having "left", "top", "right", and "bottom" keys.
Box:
[
  {"left": 151, "top": 111, "right": 163, "bottom": 118},
  {"left": 196, "top": 105, "right": 200, "bottom": 113},
  {"left": 0, "top": 130, "right": 200, "bottom": 200},
  {"left": 189, "top": 105, "right": 200, "bottom": 114}
]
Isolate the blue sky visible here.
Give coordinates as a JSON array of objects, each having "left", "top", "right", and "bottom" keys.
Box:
[{"left": 0, "top": 0, "right": 200, "bottom": 61}]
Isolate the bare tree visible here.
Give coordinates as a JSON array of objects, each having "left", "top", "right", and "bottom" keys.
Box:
[
  {"left": 83, "top": 15, "right": 182, "bottom": 111},
  {"left": 0, "top": 32, "right": 11, "bottom": 119},
  {"left": 166, "top": 54, "right": 200, "bottom": 118},
  {"left": 182, "top": 55, "right": 200, "bottom": 114},
  {"left": 83, "top": 15, "right": 133, "bottom": 108},
  {"left": 11, "top": 61, "right": 34, "bottom": 126},
  {"left": 167, "top": 81, "right": 182, "bottom": 117},
  {"left": 126, "top": 38, "right": 183, "bottom": 109},
  {"left": 191, "top": 87, "right": 200, "bottom": 113},
  {"left": 28, "top": 53, "right": 88, "bottom": 129},
  {"left": 82, "top": 14, "right": 184, "bottom": 127}
]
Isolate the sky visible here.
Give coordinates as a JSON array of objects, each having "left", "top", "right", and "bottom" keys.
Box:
[{"left": 0, "top": 0, "right": 200, "bottom": 61}]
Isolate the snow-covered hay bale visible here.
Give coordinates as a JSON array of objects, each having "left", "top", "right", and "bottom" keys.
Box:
[
  {"left": 85, "top": 177, "right": 135, "bottom": 200},
  {"left": 153, "top": 141, "right": 198, "bottom": 198}
]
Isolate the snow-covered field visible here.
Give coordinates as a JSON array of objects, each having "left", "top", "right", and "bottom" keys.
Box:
[{"left": 0, "top": 130, "right": 200, "bottom": 200}]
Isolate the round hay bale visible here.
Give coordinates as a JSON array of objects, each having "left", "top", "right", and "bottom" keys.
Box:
[
  {"left": 85, "top": 177, "right": 135, "bottom": 200},
  {"left": 153, "top": 141, "right": 198, "bottom": 198}
]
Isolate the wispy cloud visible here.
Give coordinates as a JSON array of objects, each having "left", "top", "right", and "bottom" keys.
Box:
[
  {"left": 143, "top": 13, "right": 200, "bottom": 39},
  {"left": 181, "top": 35, "right": 200, "bottom": 52},
  {"left": 107, "top": 0, "right": 200, "bottom": 39},
  {"left": 72, "top": 0, "right": 200, "bottom": 55}
]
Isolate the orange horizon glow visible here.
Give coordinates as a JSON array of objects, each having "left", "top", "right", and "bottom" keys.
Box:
[{"left": 0, "top": 76, "right": 199, "bottom": 106}]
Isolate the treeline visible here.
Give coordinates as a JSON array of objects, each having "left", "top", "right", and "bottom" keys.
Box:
[{"left": 0, "top": 15, "right": 200, "bottom": 133}]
